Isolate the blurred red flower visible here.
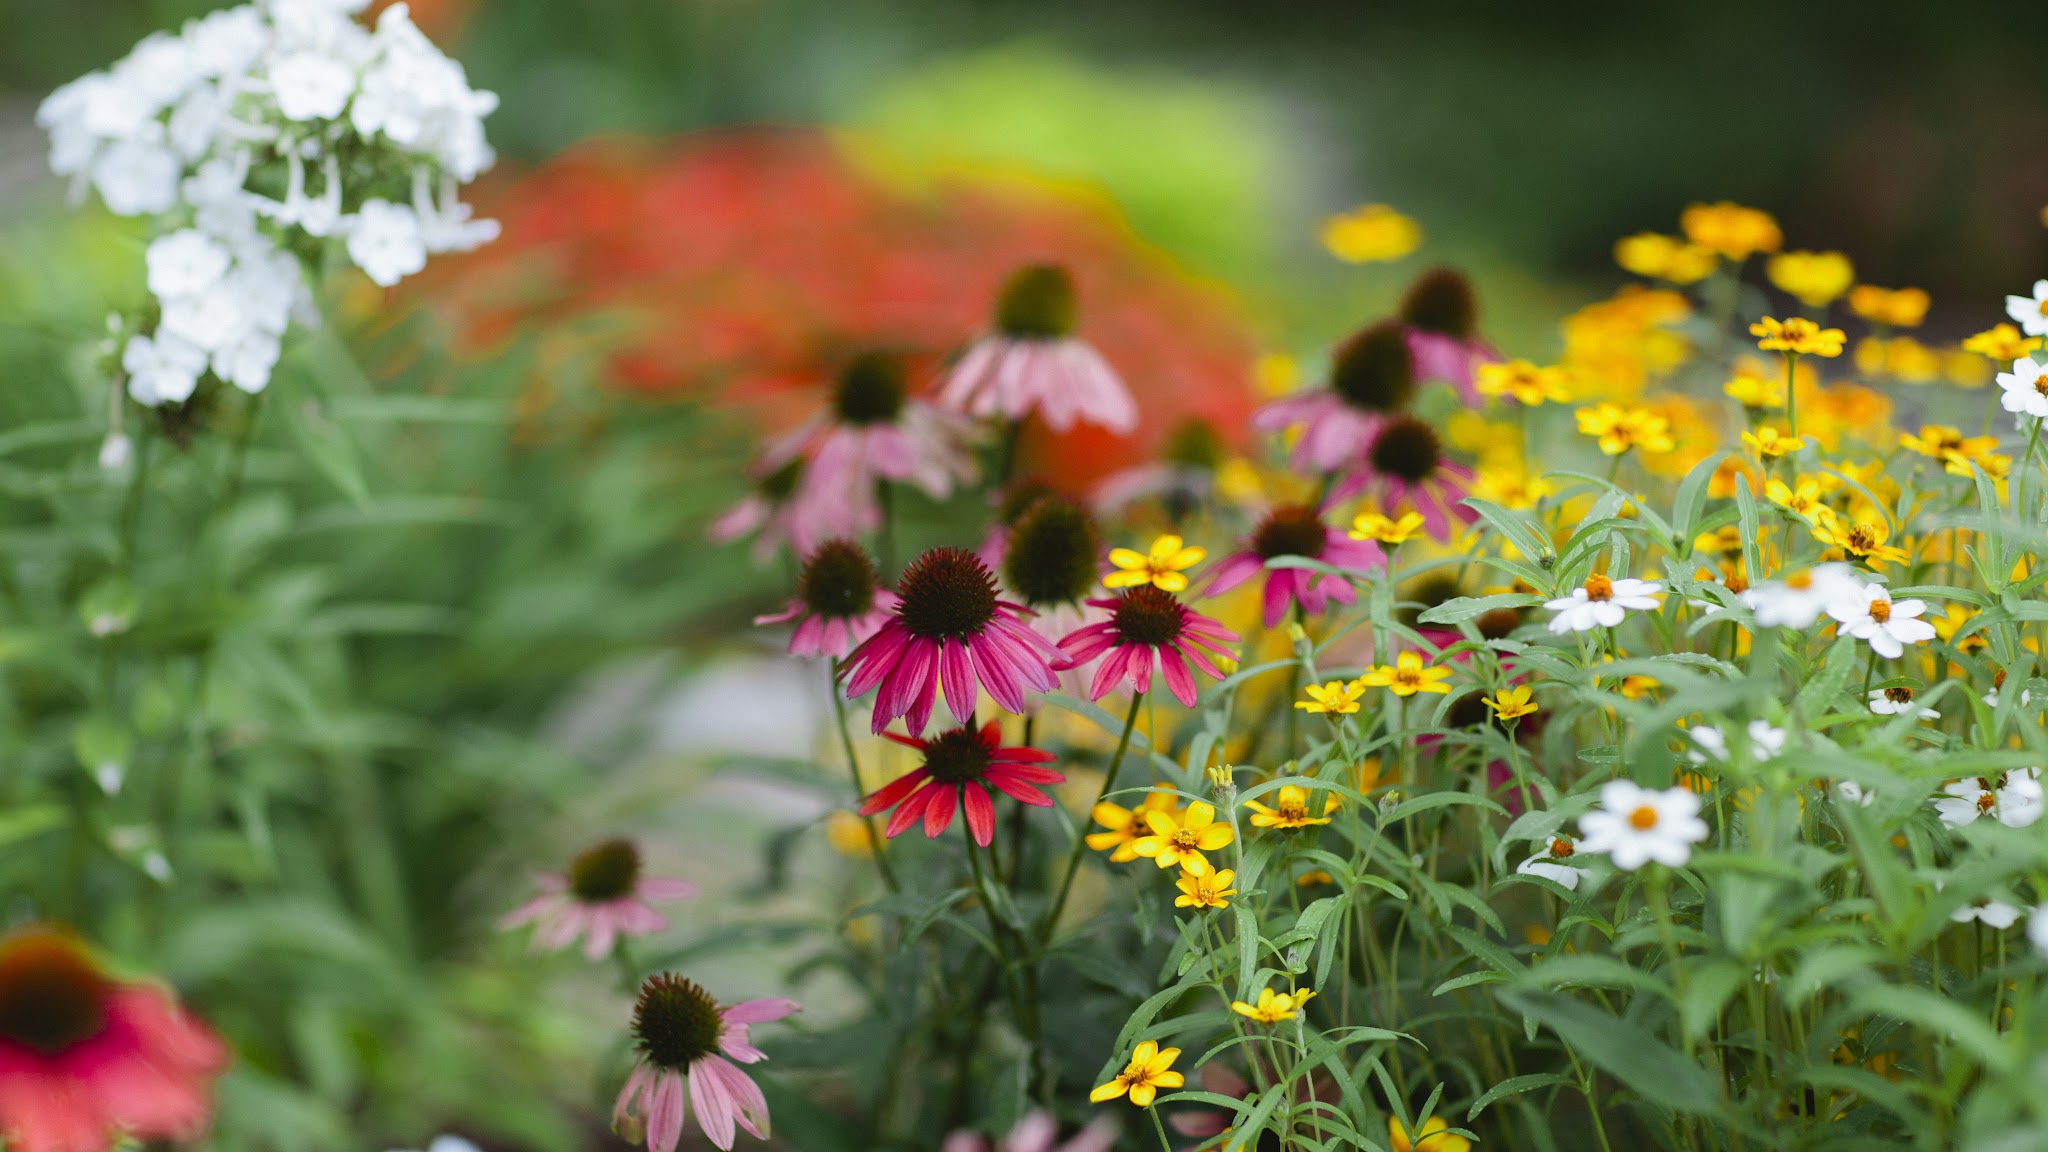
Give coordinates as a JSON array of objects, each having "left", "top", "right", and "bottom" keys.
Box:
[{"left": 413, "top": 130, "right": 1260, "bottom": 488}]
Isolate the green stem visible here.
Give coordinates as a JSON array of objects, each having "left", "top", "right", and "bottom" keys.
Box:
[
  {"left": 1038, "top": 692, "right": 1144, "bottom": 942},
  {"left": 1150, "top": 1101, "right": 1175, "bottom": 1151},
  {"left": 829, "top": 659, "right": 899, "bottom": 891}
]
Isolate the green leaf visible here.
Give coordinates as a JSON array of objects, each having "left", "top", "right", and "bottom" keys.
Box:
[
  {"left": 1500, "top": 989, "right": 1723, "bottom": 1116},
  {"left": 1466, "top": 1072, "right": 1576, "bottom": 1121}
]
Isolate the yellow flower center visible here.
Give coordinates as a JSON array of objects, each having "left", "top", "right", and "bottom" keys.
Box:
[
  {"left": 1787, "top": 570, "right": 1813, "bottom": 590},
  {"left": 1549, "top": 838, "right": 1574, "bottom": 859},
  {"left": 1868, "top": 598, "right": 1891, "bottom": 624},
  {"left": 1847, "top": 525, "right": 1878, "bottom": 552},
  {"left": 1628, "top": 805, "right": 1660, "bottom": 831},
  {"left": 1584, "top": 573, "right": 1614, "bottom": 602},
  {"left": 1392, "top": 667, "right": 1424, "bottom": 689},
  {"left": 1169, "top": 829, "right": 1200, "bottom": 853},
  {"left": 2034, "top": 371, "right": 2048, "bottom": 397}
]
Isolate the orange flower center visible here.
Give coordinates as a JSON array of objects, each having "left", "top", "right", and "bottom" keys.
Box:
[
  {"left": 1787, "top": 570, "right": 1814, "bottom": 590},
  {"left": 1868, "top": 598, "right": 1891, "bottom": 624},
  {"left": 1977, "top": 791, "right": 1998, "bottom": 813},
  {"left": 1584, "top": 573, "right": 1614, "bottom": 602},
  {"left": 2034, "top": 372, "right": 2048, "bottom": 397},
  {"left": 1170, "top": 829, "right": 1201, "bottom": 852},
  {"left": 1549, "top": 838, "right": 1575, "bottom": 858},
  {"left": 1884, "top": 686, "right": 1913, "bottom": 704},
  {"left": 1628, "top": 805, "right": 1660, "bottom": 831}
]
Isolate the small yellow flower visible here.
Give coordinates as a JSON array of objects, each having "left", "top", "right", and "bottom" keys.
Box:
[
  {"left": 1131, "top": 801, "right": 1235, "bottom": 876},
  {"left": 1245, "top": 785, "right": 1340, "bottom": 829},
  {"left": 1087, "top": 786, "right": 1182, "bottom": 863},
  {"left": 1254, "top": 352, "right": 1299, "bottom": 398},
  {"left": 1723, "top": 365, "right": 1785, "bottom": 408},
  {"left": 1320, "top": 204, "right": 1422, "bottom": 264},
  {"left": 1359, "top": 651, "right": 1453, "bottom": 697},
  {"left": 1750, "top": 316, "right": 1845, "bottom": 357},
  {"left": 1741, "top": 425, "right": 1803, "bottom": 460},
  {"left": 1174, "top": 866, "right": 1237, "bottom": 909},
  {"left": 1231, "top": 986, "right": 1316, "bottom": 1025},
  {"left": 1932, "top": 603, "right": 1986, "bottom": 653},
  {"left": 1089, "top": 1040, "right": 1184, "bottom": 1107},
  {"left": 1295, "top": 679, "right": 1367, "bottom": 716},
  {"left": 1390, "top": 1115, "right": 1473, "bottom": 1152},
  {"left": 1575, "top": 403, "right": 1675, "bottom": 456},
  {"left": 1350, "top": 510, "right": 1426, "bottom": 545},
  {"left": 1483, "top": 685, "right": 1539, "bottom": 722},
  {"left": 1765, "top": 477, "right": 1837, "bottom": 529},
  {"left": 1475, "top": 358, "right": 1573, "bottom": 406},
  {"left": 1617, "top": 674, "right": 1659, "bottom": 701},
  {"left": 1694, "top": 523, "right": 1743, "bottom": 558},
  {"left": 1470, "top": 464, "right": 1551, "bottom": 509},
  {"left": 1766, "top": 250, "right": 1855, "bottom": 307},
  {"left": 824, "top": 811, "right": 883, "bottom": 858},
  {"left": 1962, "top": 323, "right": 2042, "bottom": 363},
  {"left": 1899, "top": 424, "right": 1997, "bottom": 464},
  {"left": 1680, "top": 201, "right": 1781, "bottom": 261},
  {"left": 1613, "top": 232, "right": 1716, "bottom": 283},
  {"left": 1848, "top": 284, "right": 1930, "bottom": 329},
  {"left": 1947, "top": 451, "right": 2011, "bottom": 483},
  {"left": 1857, "top": 335, "right": 1941, "bottom": 383},
  {"left": 1104, "top": 534, "right": 1205, "bottom": 593},
  {"left": 1813, "top": 516, "right": 1910, "bottom": 569}
]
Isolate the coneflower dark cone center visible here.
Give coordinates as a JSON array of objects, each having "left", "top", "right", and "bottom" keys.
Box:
[
  {"left": 834, "top": 351, "right": 908, "bottom": 426},
  {"left": 799, "top": 540, "right": 880, "bottom": 619},
  {"left": 1330, "top": 321, "right": 1416, "bottom": 413},
  {"left": 1401, "top": 266, "right": 1479, "bottom": 338},
  {"left": 1110, "top": 585, "right": 1187, "bottom": 647},
  {"left": 897, "top": 547, "right": 1000, "bottom": 640},
  {"left": 1369, "top": 416, "right": 1443, "bottom": 483},
  {"left": 1004, "top": 496, "right": 1101, "bottom": 608},
  {"left": 568, "top": 838, "right": 641, "bottom": 903},
  {"left": 1252, "top": 504, "right": 1327, "bottom": 561},
  {"left": 995, "top": 264, "right": 1078, "bottom": 339},
  {"left": 634, "top": 974, "right": 722, "bottom": 1069},
  {"left": 921, "top": 726, "right": 995, "bottom": 785},
  {"left": 0, "top": 929, "right": 109, "bottom": 1054}
]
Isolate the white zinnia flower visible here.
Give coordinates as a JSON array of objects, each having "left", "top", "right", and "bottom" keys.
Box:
[
  {"left": 1995, "top": 356, "right": 2048, "bottom": 421},
  {"left": 1515, "top": 836, "right": 1595, "bottom": 891},
  {"left": 1825, "top": 583, "right": 1934, "bottom": 660},
  {"left": 1545, "top": 574, "right": 1662, "bottom": 635},
  {"left": 1741, "top": 562, "right": 1861, "bottom": 629},
  {"left": 1577, "top": 781, "right": 1709, "bottom": 870},
  {"left": 1952, "top": 898, "right": 2021, "bottom": 929},
  {"left": 1686, "top": 720, "right": 1786, "bottom": 766},
  {"left": 1867, "top": 687, "right": 1939, "bottom": 719},
  {"left": 1932, "top": 768, "right": 2043, "bottom": 829},
  {"left": 2005, "top": 279, "right": 2048, "bottom": 337},
  {"left": 2029, "top": 905, "right": 2048, "bottom": 959},
  {"left": 1833, "top": 780, "right": 1875, "bottom": 807},
  {"left": 346, "top": 198, "right": 428, "bottom": 286}
]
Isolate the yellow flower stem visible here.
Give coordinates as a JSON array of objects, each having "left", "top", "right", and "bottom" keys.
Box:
[
  {"left": 1038, "top": 692, "right": 1145, "bottom": 942},
  {"left": 828, "top": 658, "right": 899, "bottom": 893}
]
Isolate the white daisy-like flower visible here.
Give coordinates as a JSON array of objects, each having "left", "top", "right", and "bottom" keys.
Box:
[
  {"left": 1686, "top": 720, "right": 1786, "bottom": 766},
  {"left": 1952, "top": 898, "right": 2021, "bottom": 929},
  {"left": 1545, "top": 573, "right": 1662, "bottom": 635},
  {"left": 1995, "top": 355, "right": 2048, "bottom": 421},
  {"left": 1514, "top": 836, "right": 1595, "bottom": 891},
  {"left": 2005, "top": 279, "right": 2048, "bottom": 337},
  {"left": 1984, "top": 684, "right": 2036, "bottom": 709},
  {"left": 1740, "top": 563, "right": 1862, "bottom": 629},
  {"left": 1825, "top": 583, "right": 1934, "bottom": 660},
  {"left": 1867, "top": 687, "right": 1939, "bottom": 719},
  {"left": 1833, "top": 780, "right": 1875, "bottom": 807},
  {"left": 1577, "top": 781, "right": 1709, "bottom": 871},
  {"left": 2029, "top": 905, "right": 2048, "bottom": 959},
  {"left": 1932, "top": 768, "right": 2043, "bottom": 829}
]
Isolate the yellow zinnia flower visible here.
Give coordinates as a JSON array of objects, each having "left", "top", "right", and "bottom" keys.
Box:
[
  {"left": 1899, "top": 424, "right": 1996, "bottom": 464},
  {"left": 1295, "top": 679, "right": 1367, "bottom": 716},
  {"left": 1574, "top": 403, "right": 1675, "bottom": 456},
  {"left": 1359, "top": 651, "right": 1453, "bottom": 697},
  {"left": 1245, "top": 784, "right": 1340, "bottom": 829},
  {"left": 1847, "top": 284, "right": 1930, "bottom": 328},
  {"left": 1962, "top": 323, "right": 2041, "bottom": 363},
  {"left": 1089, "top": 1040, "right": 1184, "bottom": 1107},
  {"left": 1766, "top": 250, "right": 1855, "bottom": 307},
  {"left": 1765, "top": 477, "right": 1836, "bottom": 529},
  {"left": 1086, "top": 786, "right": 1182, "bottom": 863},
  {"left": 1475, "top": 358, "right": 1573, "bottom": 406},
  {"left": 1390, "top": 1115, "right": 1473, "bottom": 1152},
  {"left": 1104, "top": 534, "right": 1206, "bottom": 593},
  {"left": 1470, "top": 464, "right": 1551, "bottom": 509},
  {"left": 1174, "top": 866, "right": 1237, "bottom": 909},
  {"left": 1320, "top": 204, "right": 1422, "bottom": 264},
  {"left": 1131, "top": 801, "right": 1234, "bottom": 876},
  {"left": 1614, "top": 233, "right": 1715, "bottom": 283},
  {"left": 1723, "top": 364, "right": 1785, "bottom": 408},
  {"left": 1741, "top": 426, "right": 1802, "bottom": 460},
  {"left": 1813, "top": 517, "right": 1910, "bottom": 569},
  {"left": 1350, "top": 510, "right": 1426, "bottom": 545},
  {"left": 1483, "top": 685, "right": 1538, "bottom": 722},
  {"left": 1750, "top": 316, "right": 1845, "bottom": 357},
  {"left": 1231, "top": 986, "right": 1316, "bottom": 1025},
  {"left": 1680, "top": 201, "right": 1781, "bottom": 261}
]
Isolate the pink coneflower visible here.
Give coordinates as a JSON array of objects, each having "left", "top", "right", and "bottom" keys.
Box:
[
  {"left": 998, "top": 493, "right": 1111, "bottom": 700},
  {"left": 708, "top": 456, "right": 867, "bottom": 565},
  {"left": 753, "top": 539, "right": 898, "bottom": 660},
  {"left": 499, "top": 840, "right": 696, "bottom": 962},
  {"left": 1253, "top": 320, "right": 1415, "bottom": 475},
  {"left": 1399, "top": 266, "right": 1499, "bottom": 403},
  {"left": 939, "top": 264, "right": 1138, "bottom": 435},
  {"left": 943, "top": 1110, "right": 1120, "bottom": 1152},
  {"left": 1092, "top": 418, "right": 1227, "bottom": 523},
  {"left": 840, "top": 546, "right": 1063, "bottom": 734},
  {"left": 1334, "top": 416, "right": 1476, "bottom": 541},
  {"left": 859, "top": 721, "right": 1064, "bottom": 847},
  {"left": 975, "top": 477, "right": 1065, "bottom": 571},
  {"left": 1057, "top": 586, "right": 1239, "bottom": 706},
  {"left": 1208, "top": 504, "right": 1386, "bottom": 628},
  {"left": 765, "top": 350, "right": 978, "bottom": 514},
  {"left": 612, "top": 974, "right": 798, "bottom": 1152},
  {"left": 0, "top": 925, "right": 229, "bottom": 1152}
]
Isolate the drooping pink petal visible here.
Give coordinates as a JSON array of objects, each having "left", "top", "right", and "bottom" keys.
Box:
[
  {"left": 1158, "top": 646, "right": 1198, "bottom": 706},
  {"left": 648, "top": 1069, "right": 687, "bottom": 1152},
  {"left": 689, "top": 1058, "right": 739, "bottom": 1151},
  {"left": 722, "top": 997, "right": 801, "bottom": 1024},
  {"left": 923, "top": 785, "right": 960, "bottom": 838},
  {"left": 940, "top": 639, "right": 978, "bottom": 723},
  {"left": 883, "top": 782, "right": 937, "bottom": 839},
  {"left": 614, "top": 1062, "right": 655, "bottom": 1133},
  {"left": 860, "top": 767, "right": 933, "bottom": 816}
]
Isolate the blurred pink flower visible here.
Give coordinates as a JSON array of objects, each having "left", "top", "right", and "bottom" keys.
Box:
[
  {"left": 944, "top": 1110, "right": 1119, "bottom": 1152},
  {"left": 1058, "top": 587, "right": 1239, "bottom": 707},
  {"left": 754, "top": 539, "right": 899, "bottom": 660},
  {"left": 614, "top": 975, "right": 798, "bottom": 1152},
  {"left": 940, "top": 263, "right": 1137, "bottom": 435},
  {"left": 1253, "top": 320, "right": 1413, "bottom": 476},
  {"left": 1334, "top": 416, "right": 1476, "bottom": 542},
  {"left": 499, "top": 840, "right": 694, "bottom": 961},
  {"left": 707, "top": 456, "right": 869, "bottom": 565},
  {"left": 1207, "top": 504, "right": 1385, "bottom": 627}
]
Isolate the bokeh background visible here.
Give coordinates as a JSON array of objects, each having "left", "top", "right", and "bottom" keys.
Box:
[{"left": 5, "top": 0, "right": 2048, "bottom": 1147}]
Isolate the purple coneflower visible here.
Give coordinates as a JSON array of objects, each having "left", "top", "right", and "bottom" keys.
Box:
[
  {"left": 753, "top": 539, "right": 897, "bottom": 660},
  {"left": 1253, "top": 320, "right": 1415, "bottom": 476},
  {"left": 612, "top": 974, "right": 798, "bottom": 1152},
  {"left": 999, "top": 492, "right": 1113, "bottom": 700},
  {"left": 764, "top": 350, "right": 978, "bottom": 517},
  {"left": 840, "top": 546, "right": 1063, "bottom": 734},
  {"left": 708, "top": 456, "right": 864, "bottom": 565},
  {"left": 1208, "top": 504, "right": 1385, "bottom": 627},
  {"left": 1399, "top": 266, "right": 1499, "bottom": 403},
  {"left": 939, "top": 264, "right": 1138, "bottom": 434},
  {"left": 859, "top": 721, "right": 1064, "bottom": 846},
  {"left": 499, "top": 839, "right": 695, "bottom": 961},
  {"left": 1057, "top": 586, "right": 1239, "bottom": 706},
  {"left": 1334, "top": 415, "right": 1476, "bottom": 541}
]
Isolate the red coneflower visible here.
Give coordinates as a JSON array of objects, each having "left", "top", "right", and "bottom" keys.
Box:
[
  {"left": 1253, "top": 320, "right": 1415, "bottom": 476},
  {"left": 858, "top": 721, "right": 1064, "bottom": 846},
  {"left": 0, "top": 926, "right": 229, "bottom": 1152},
  {"left": 753, "top": 539, "right": 898, "bottom": 660},
  {"left": 840, "top": 546, "right": 1063, "bottom": 734},
  {"left": 1333, "top": 415, "right": 1476, "bottom": 541},
  {"left": 1056, "top": 586, "right": 1240, "bottom": 707},
  {"left": 1207, "top": 504, "right": 1386, "bottom": 627},
  {"left": 939, "top": 264, "right": 1138, "bottom": 435}
]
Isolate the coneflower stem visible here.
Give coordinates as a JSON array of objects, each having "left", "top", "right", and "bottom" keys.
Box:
[
  {"left": 829, "top": 659, "right": 898, "bottom": 892},
  {"left": 1038, "top": 692, "right": 1144, "bottom": 942}
]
